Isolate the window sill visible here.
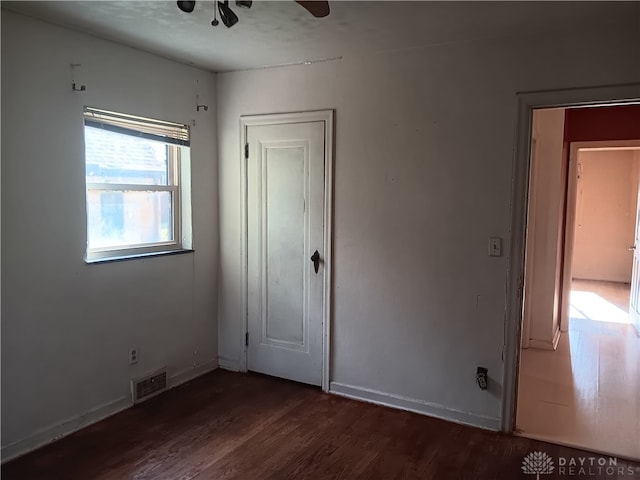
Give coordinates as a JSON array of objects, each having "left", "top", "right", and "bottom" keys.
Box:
[{"left": 85, "top": 249, "right": 194, "bottom": 264}]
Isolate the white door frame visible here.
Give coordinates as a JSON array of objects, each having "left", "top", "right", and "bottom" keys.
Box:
[
  {"left": 501, "top": 84, "right": 640, "bottom": 432},
  {"left": 239, "top": 110, "right": 334, "bottom": 392},
  {"left": 560, "top": 139, "right": 640, "bottom": 333},
  {"left": 520, "top": 137, "right": 538, "bottom": 350}
]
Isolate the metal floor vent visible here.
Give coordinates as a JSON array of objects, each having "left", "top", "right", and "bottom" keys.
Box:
[{"left": 132, "top": 368, "right": 167, "bottom": 404}]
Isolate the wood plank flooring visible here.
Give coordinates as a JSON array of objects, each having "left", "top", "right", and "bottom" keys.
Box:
[
  {"left": 3, "top": 369, "right": 640, "bottom": 480},
  {"left": 517, "top": 280, "right": 640, "bottom": 460}
]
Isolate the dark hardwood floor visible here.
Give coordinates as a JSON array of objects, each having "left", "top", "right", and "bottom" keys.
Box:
[{"left": 3, "top": 369, "right": 639, "bottom": 479}]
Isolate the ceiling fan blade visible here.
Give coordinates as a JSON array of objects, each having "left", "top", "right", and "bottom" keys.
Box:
[
  {"left": 295, "top": 1, "right": 330, "bottom": 18},
  {"left": 218, "top": 0, "right": 239, "bottom": 28}
]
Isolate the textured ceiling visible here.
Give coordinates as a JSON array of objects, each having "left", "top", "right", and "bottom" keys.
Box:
[{"left": 4, "top": 1, "right": 638, "bottom": 72}]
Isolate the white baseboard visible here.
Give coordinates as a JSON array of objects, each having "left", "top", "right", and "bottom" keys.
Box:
[
  {"left": 1, "top": 359, "right": 219, "bottom": 464},
  {"left": 217, "top": 356, "right": 241, "bottom": 372},
  {"left": 329, "top": 382, "right": 500, "bottom": 431},
  {"left": 170, "top": 360, "right": 218, "bottom": 387},
  {"left": 1, "top": 395, "right": 131, "bottom": 464},
  {"left": 527, "top": 339, "right": 554, "bottom": 350},
  {"left": 528, "top": 327, "right": 561, "bottom": 351}
]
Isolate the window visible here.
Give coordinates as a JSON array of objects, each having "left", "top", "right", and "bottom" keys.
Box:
[{"left": 83, "top": 107, "right": 191, "bottom": 262}]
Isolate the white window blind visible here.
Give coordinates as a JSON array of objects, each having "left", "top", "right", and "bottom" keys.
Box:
[{"left": 83, "top": 107, "right": 190, "bottom": 146}]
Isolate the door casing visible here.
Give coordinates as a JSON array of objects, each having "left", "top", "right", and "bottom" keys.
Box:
[
  {"left": 502, "top": 84, "right": 640, "bottom": 432},
  {"left": 240, "top": 110, "right": 334, "bottom": 392},
  {"left": 560, "top": 140, "right": 640, "bottom": 334}
]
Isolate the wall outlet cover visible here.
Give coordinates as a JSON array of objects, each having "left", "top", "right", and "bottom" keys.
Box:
[{"left": 129, "top": 348, "right": 139, "bottom": 365}]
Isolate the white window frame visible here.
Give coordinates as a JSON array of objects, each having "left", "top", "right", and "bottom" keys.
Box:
[{"left": 83, "top": 107, "right": 190, "bottom": 262}]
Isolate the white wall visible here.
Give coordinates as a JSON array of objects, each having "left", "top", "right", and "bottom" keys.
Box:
[
  {"left": 1, "top": 11, "right": 218, "bottom": 460},
  {"left": 217, "top": 21, "right": 640, "bottom": 427},
  {"left": 572, "top": 150, "right": 640, "bottom": 283},
  {"left": 522, "top": 109, "right": 566, "bottom": 350}
]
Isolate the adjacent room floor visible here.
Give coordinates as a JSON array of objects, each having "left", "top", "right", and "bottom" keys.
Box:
[
  {"left": 4, "top": 369, "right": 640, "bottom": 480},
  {"left": 517, "top": 279, "right": 640, "bottom": 460}
]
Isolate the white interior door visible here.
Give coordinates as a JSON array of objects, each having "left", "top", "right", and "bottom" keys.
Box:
[
  {"left": 630, "top": 181, "right": 640, "bottom": 337},
  {"left": 245, "top": 120, "right": 326, "bottom": 386}
]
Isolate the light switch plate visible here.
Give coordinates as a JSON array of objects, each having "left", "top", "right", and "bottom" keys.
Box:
[{"left": 489, "top": 237, "right": 502, "bottom": 257}]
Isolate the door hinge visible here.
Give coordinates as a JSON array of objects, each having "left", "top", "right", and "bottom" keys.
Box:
[
  {"left": 245, "top": 332, "right": 249, "bottom": 347},
  {"left": 244, "top": 143, "right": 249, "bottom": 159}
]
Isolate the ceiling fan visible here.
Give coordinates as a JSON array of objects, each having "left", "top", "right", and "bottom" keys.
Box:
[{"left": 177, "top": 1, "right": 330, "bottom": 28}]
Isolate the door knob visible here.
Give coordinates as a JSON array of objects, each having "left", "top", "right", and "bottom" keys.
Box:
[
  {"left": 630, "top": 246, "right": 636, "bottom": 251},
  {"left": 311, "top": 250, "right": 320, "bottom": 274}
]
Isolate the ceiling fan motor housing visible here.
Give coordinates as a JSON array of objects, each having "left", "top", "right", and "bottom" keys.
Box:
[{"left": 177, "top": 1, "right": 196, "bottom": 13}]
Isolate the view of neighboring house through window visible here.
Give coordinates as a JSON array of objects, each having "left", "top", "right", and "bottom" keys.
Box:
[{"left": 83, "top": 107, "right": 191, "bottom": 261}]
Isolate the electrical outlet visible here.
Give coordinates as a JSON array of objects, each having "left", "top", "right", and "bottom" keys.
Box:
[
  {"left": 129, "top": 347, "right": 139, "bottom": 365},
  {"left": 476, "top": 366, "right": 488, "bottom": 390}
]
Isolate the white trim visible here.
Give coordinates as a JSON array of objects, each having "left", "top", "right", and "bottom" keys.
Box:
[
  {"left": 239, "top": 110, "right": 334, "bottom": 392},
  {"left": 85, "top": 243, "right": 186, "bottom": 262},
  {"left": 521, "top": 136, "right": 538, "bottom": 350},
  {"left": 322, "top": 112, "right": 334, "bottom": 392},
  {"left": 560, "top": 144, "right": 580, "bottom": 333},
  {"left": 84, "top": 134, "right": 185, "bottom": 262},
  {"left": 560, "top": 139, "right": 640, "bottom": 332},
  {"left": 217, "top": 356, "right": 241, "bottom": 372},
  {"left": 569, "top": 140, "right": 640, "bottom": 151},
  {"left": 330, "top": 382, "right": 500, "bottom": 431},
  {"left": 560, "top": 140, "right": 640, "bottom": 333},
  {"left": 169, "top": 360, "right": 218, "bottom": 388},
  {"left": 1, "top": 361, "right": 218, "bottom": 463},
  {"left": 563, "top": 140, "right": 640, "bottom": 335},
  {"left": 527, "top": 339, "right": 554, "bottom": 350},
  {"left": 527, "top": 327, "right": 561, "bottom": 351},
  {"left": 503, "top": 83, "right": 640, "bottom": 433},
  {"left": 1, "top": 395, "right": 131, "bottom": 464},
  {"left": 240, "top": 116, "right": 249, "bottom": 373}
]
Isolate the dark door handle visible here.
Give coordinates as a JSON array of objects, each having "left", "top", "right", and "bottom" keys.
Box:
[{"left": 311, "top": 250, "right": 320, "bottom": 274}]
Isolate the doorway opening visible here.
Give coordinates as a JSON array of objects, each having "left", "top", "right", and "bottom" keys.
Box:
[{"left": 515, "top": 105, "right": 640, "bottom": 460}]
